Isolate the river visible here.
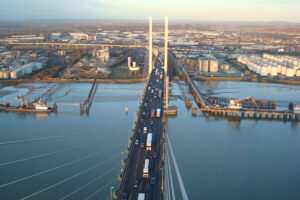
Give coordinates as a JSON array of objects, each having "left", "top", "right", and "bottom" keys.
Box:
[
  {"left": 167, "top": 81, "right": 300, "bottom": 200},
  {"left": 0, "top": 81, "right": 300, "bottom": 200}
]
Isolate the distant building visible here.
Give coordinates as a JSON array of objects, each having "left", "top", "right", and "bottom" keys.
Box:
[
  {"left": 70, "top": 33, "right": 89, "bottom": 40},
  {"left": 94, "top": 48, "right": 109, "bottom": 62}
]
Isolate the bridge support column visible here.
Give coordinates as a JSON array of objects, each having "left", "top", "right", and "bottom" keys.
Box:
[{"left": 271, "top": 113, "right": 275, "bottom": 119}]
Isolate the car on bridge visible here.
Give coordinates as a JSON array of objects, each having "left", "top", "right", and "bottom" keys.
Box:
[
  {"left": 133, "top": 179, "right": 140, "bottom": 188},
  {"left": 151, "top": 177, "right": 156, "bottom": 185},
  {"left": 152, "top": 152, "right": 157, "bottom": 159},
  {"left": 122, "top": 192, "right": 127, "bottom": 200}
]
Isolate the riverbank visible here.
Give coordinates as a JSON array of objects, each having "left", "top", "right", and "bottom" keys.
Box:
[
  {"left": 2, "top": 76, "right": 300, "bottom": 86},
  {"left": 194, "top": 76, "right": 300, "bottom": 85},
  {"left": 0, "top": 78, "right": 145, "bottom": 84}
]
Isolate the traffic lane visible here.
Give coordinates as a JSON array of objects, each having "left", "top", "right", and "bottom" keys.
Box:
[
  {"left": 121, "top": 64, "right": 164, "bottom": 199},
  {"left": 125, "top": 106, "right": 153, "bottom": 198},
  {"left": 129, "top": 145, "right": 146, "bottom": 199},
  {"left": 147, "top": 125, "right": 161, "bottom": 199},
  {"left": 121, "top": 84, "right": 156, "bottom": 198}
]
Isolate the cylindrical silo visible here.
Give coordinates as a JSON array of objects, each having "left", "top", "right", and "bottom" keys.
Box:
[
  {"left": 10, "top": 68, "right": 24, "bottom": 79},
  {"left": 277, "top": 65, "right": 282, "bottom": 73},
  {"left": 271, "top": 66, "right": 278, "bottom": 76},
  {"left": 267, "top": 65, "right": 272, "bottom": 75},
  {"left": 198, "top": 58, "right": 202, "bottom": 72},
  {"left": 209, "top": 59, "right": 218, "bottom": 72},
  {"left": 256, "top": 65, "right": 261, "bottom": 74},
  {"left": 202, "top": 59, "right": 209, "bottom": 72},
  {"left": 23, "top": 65, "right": 32, "bottom": 74},
  {"left": 128, "top": 57, "right": 131, "bottom": 67},
  {"left": 222, "top": 64, "right": 229, "bottom": 71},
  {"left": 3, "top": 71, "right": 10, "bottom": 79},
  {"left": 260, "top": 66, "right": 268, "bottom": 76},
  {"left": 286, "top": 67, "right": 296, "bottom": 77},
  {"left": 281, "top": 66, "right": 287, "bottom": 75}
]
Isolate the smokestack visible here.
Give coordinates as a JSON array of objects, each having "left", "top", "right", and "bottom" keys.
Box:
[
  {"left": 164, "top": 16, "right": 168, "bottom": 74},
  {"left": 149, "top": 16, "right": 153, "bottom": 75},
  {"left": 128, "top": 57, "right": 131, "bottom": 67}
]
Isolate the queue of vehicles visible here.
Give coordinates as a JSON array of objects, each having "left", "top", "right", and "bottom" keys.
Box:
[{"left": 121, "top": 53, "right": 165, "bottom": 200}]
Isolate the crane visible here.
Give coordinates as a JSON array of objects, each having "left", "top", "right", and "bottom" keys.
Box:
[
  {"left": 15, "top": 95, "right": 39, "bottom": 108},
  {"left": 232, "top": 96, "right": 275, "bottom": 110}
]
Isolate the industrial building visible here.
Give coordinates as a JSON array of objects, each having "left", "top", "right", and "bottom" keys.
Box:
[
  {"left": 94, "top": 49, "right": 109, "bottom": 62},
  {"left": 70, "top": 33, "right": 89, "bottom": 40},
  {"left": 128, "top": 57, "right": 140, "bottom": 73}
]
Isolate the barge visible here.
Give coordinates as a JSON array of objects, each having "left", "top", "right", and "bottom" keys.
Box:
[{"left": 0, "top": 101, "right": 57, "bottom": 113}]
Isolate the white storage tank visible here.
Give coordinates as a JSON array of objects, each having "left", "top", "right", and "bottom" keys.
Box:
[
  {"left": 277, "top": 65, "right": 282, "bottom": 73},
  {"left": 256, "top": 65, "right": 261, "bottom": 74},
  {"left": 286, "top": 68, "right": 296, "bottom": 77},
  {"left": 260, "top": 66, "right": 268, "bottom": 76},
  {"left": 221, "top": 64, "right": 229, "bottom": 71},
  {"left": 23, "top": 65, "right": 33, "bottom": 74},
  {"left": 10, "top": 68, "right": 24, "bottom": 79},
  {"left": 198, "top": 58, "right": 202, "bottom": 72},
  {"left": 202, "top": 59, "right": 209, "bottom": 72},
  {"left": 36, "top": 63, "right": 43, "bottom": 70},
  {"left": 296, "top": 70, "right": 300, "bottom": 77},
  {"left": 31, "top": 63, "right": 38, "bottom": 71},
  {"left": 2, "top": 71, "right": 10, "bottom": 79},
  {"left": 271, "top": 66, "right": 278, "bottom": 76},
  {"left": 281, "top": 66, "right": 287, "bottom": 75},
  {"left": 267, "top": 65, "right": 272, "bottom": 75},
  {"left": 209, "top": 60, "right": 219, "bottom": 72}
]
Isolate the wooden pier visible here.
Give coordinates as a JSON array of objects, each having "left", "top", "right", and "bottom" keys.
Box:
[
  {"left": 192, "top": 107, "right": 300, "bottom": 121},
  {"left": 80, "top": 78, "right": 98, "bottom": 113}
]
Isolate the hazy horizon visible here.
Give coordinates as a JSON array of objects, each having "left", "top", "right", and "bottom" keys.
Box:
[{"left": 0, "top": 0, "right": 300, "bottom": 23}]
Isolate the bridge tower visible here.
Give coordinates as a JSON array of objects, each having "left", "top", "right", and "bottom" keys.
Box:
[
  {"left": 165, "top": 16, "right": 169, "bottom": 109},
  {"left": 164, "top": 16, "right": 168, "bottom": 74},
  {"left": 149, "top": 16, "right": 153, "bottom": 75}
]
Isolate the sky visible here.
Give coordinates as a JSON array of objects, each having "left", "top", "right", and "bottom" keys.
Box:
[{"left": 0, "top": 0, "right": 299, "bottom": 22}]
